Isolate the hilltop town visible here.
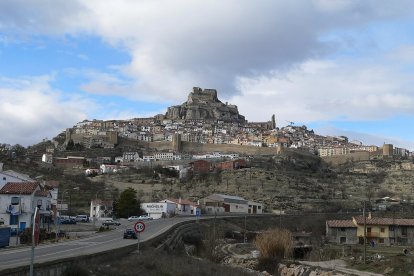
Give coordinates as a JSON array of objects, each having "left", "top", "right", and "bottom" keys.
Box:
[{"left": 39, "top": 87, "right": 411, "bottom": 164}]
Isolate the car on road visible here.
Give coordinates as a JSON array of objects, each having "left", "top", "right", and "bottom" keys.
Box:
[
  {"left": 123, "top": 228, "right": 137, "bottom": 239},
  {"left": 128, "top": 215, "right": 153, "bottom": 222},
  {"left": 102, "top": 219, "right": 121, "bottom": 226},
  {"left": 75, "top": 215, "right": 89, "bottom": 223}
]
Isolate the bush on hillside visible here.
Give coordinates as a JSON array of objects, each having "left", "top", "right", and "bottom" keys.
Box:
[{"left": 254, "top": 228, "right": 293, "bottom": 260}]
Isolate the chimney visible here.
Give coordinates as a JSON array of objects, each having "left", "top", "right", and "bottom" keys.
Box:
[{"left": 368, "top": 212, "right": 372, "bottom": 219}]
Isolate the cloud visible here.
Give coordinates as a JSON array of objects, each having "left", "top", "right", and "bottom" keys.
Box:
[
  {"left": 230, "top": 57, "right": 414, "bottom": 124},
  {"left": 0, "top": 75, "right": 90, "bottom": 146},
  {"left": 1, "top": 0, "right": 414, "bottom": 147},
  {"left": 2, "top": 0, "right": 414, "bottom": 102}
]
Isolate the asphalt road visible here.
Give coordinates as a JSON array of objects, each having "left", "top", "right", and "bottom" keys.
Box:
[{"left": 0, "top": 217, "right": 194, "bottom": 271}]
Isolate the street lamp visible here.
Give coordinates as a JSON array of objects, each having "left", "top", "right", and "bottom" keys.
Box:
[{"left": 56, "top": 187, "right": 79, "bottom": 242}]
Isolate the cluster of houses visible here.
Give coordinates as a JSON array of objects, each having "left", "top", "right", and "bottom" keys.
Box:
[
  {"left": 90, "top": 193, "right": 264, "bottom": 220},
  {"left": 66, "top": 114, "right": 413, "bottom": 159},
  {"left": 326, "top": 213, "right": 414, "bottom": 246}
]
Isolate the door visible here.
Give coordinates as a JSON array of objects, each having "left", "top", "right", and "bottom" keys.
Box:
[{"left": 19, "top": 222, "right": 26, "bottom": 231}]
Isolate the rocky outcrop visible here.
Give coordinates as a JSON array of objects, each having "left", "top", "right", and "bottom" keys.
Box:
[
  {"left": 278, "top": 263, "right": 346, "bottom": 276},
  {"left": 165, "top": 87, "right": 246, "bottom": 123}
]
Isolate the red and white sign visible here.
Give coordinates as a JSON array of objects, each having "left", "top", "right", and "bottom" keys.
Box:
[{"left": 134, "top": 221, "right": 145, "bottom": 233}]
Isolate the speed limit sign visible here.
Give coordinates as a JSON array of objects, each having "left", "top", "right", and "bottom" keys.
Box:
[{"left": 134, "top": 221, "right": 146, "bottom": 233}]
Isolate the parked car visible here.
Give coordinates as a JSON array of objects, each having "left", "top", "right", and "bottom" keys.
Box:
[
  {"left": 123, "top": 228, "right": 137, "bottom": 239},
  {"left": 60, "top": 218, "right": 76, "bottom": 224},
  {"left": 102, "top": 219, "right": 121, "bottom": 226},
  {"left": 75, "top": 215, "right": 89, "bottom": 222},
  {"left": 128, "top": 215, "right": 153, "bottom": 221},
  {"left": 137, "top": 215, "right": 153, "bottom": 221}
]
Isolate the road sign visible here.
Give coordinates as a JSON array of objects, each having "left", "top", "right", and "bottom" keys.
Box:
[{"left": 134, "top": 221, "right": 145, "bottom": 233}]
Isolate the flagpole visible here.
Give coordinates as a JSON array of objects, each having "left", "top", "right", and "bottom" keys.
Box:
[{"left": 30, "top": 207, "right": 39, "bottom": 276}]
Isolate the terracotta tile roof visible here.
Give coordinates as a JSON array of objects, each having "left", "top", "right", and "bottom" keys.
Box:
[
  {"left": 326, "top": 220, "right": 356, "bottom": 228},
  {"left": 353, "top": 216, "right": 414, "bottom": 226},
  {"left": 0, "top": 182, "right": 39, "bottom": 195}
]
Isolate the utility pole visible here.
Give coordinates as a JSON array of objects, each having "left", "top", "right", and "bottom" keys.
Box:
[
  {"left": 363, "top": 201, "right": 367, "bottom": 264},
  {"left": 244, "top": 215, "right": 247, "bottom": 243}
]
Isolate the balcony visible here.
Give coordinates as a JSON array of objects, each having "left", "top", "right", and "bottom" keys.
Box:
[
  {"left": 6, "top": 205, "right": 21, "bottom": 215},
  {"left": 367, "top": 231, "right": 380, "bottom": 238}
]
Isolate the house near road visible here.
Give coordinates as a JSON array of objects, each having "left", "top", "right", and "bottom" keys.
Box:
[
  {"left": 0, "top": 182, "right": 52, "bottom": 233},
  {"left": 200, "top": 194, "right": 263, "bottom": 215},
  {"left": 0, "top": 165, "right": 34, "bottom": 190},
  {"left": 326, "top": 220, "right": 358, "bottom": 245},
  {"left": 326, "top": 214, "right": 414, "bottom": 246},
  {"left": 90, "top": 199, "right": 113, "bottom": 220},
  {"left": 141, "top": 198, "right": 200, "bottom": 219},
  {"left": 161, "top": 198, "right": 200, "bottom": 216}
]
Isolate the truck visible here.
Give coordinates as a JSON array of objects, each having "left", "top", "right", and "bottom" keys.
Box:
[{"left": 0, "top": 227, "right": 11, "bottom": 248}]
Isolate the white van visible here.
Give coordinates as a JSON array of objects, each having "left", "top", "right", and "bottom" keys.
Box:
[{"left": 75, "top": 215, "right": 89, "bottom": 222}]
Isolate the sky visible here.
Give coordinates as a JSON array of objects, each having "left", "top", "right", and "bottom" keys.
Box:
[{"left": 0, "top": 0, "right": 414, "bottom": 149}]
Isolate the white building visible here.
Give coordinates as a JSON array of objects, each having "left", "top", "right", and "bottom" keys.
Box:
[
  {"left": 0, "top": 167, "right": 34, "bottom": 189},
  {"left": 90, "top": 199, "right": 113, "bottom": 220},
  {"left": 41, "top": 153, "right": 53, "bottom": 164},
  {"left": 100, "top": 164, "right": 118, "bottom": 174},
  {"left": 141, "top": 202, "right": 176, "bottom": 219},
  {"left": 0, "top": 182, "right": 52, "bottom": 233},
  {"left": 160, "top": 198, "right": 200, "bottom": 216},
  {"left": 200, "top": 194, "right": 263, "bottom": 215},
  {"left": 123, "top": 152, "right": 140, "bottom": 162}
]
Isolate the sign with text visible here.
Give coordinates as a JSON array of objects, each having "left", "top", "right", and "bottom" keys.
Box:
[{"left": 134, "top": 221, "right": 145, "bottom": 233}]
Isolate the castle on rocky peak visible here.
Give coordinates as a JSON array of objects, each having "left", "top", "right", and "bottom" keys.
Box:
[{"left": 164, "top": 87, "right": 246, "bottom": 123}]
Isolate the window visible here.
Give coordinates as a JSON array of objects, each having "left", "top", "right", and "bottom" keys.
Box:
[
  {"left": 37, "top": 199, "right": 42, "bottom": 207},
  {"left": 401, "top": 227, "right": 407, "bottom": 236},
  {"left": 380, "top": 227, "right": 385, "bottom": 233},
  {"left": 379, "top": 238, "right": 384, "bottom": 244},
  {"left": 340, "top": 237, "right": 346, "bottom": 244},
  {"left": 258, "top": 206, "right": 261, "bottom": 209},
  {"left": 367, "top": 227, "right": 371, "bottom": 233},
  {"left": 10, "top": 215, "right": 18, "bottom": 225},
  {"left": 389, "top": 226, "right": 395, "bottom": 231},
  {"left": 11, "top": 197, "right": 20, "bottom": 205}
]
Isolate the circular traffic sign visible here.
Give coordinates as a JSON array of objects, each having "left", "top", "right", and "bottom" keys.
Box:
[{"left": 134, "top": 221, "right": 146, "bottom": 233}]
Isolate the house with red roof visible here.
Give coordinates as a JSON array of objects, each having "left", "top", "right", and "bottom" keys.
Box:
[
  {"left": 0, "top": 182, "right": 52, "bottom": 236},
  {"left": 160, "top": 198, "right": 200, "bottom": 216},
  {"left": 326, "top": 213, "right": 414, "bottom": 246}
]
